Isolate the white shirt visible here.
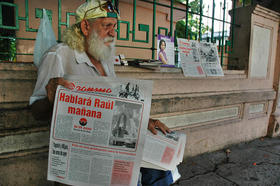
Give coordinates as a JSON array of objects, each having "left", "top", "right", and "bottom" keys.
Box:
[{"left": 29, "top": 43, "right": 116, "bottom": 105}]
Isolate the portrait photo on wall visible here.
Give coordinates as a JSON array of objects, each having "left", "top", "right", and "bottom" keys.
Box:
[
  {"left": 109, "top": 101, "right": 143, "bottom": 149},
  {"left": 157, "top": 34, "right": 175, "bottom": 67}
]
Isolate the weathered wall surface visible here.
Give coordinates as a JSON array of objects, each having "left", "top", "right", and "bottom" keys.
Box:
[
  {"left": 14, "top": 0, "right": 184, "bottom": 62},
  {"left": 116, "top": 67, "right": 276, "bottom": 156}
]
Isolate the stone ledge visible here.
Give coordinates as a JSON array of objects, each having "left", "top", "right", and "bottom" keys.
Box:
[
  {"left": 0, "top": 128, "right": 50, "bottom": 154},
  {"left": 115, "top": 66, "right": 246, "bottom": 80},
  {"left": 0, "top": 70, "right": 37, "bottom": 80},
  {"left": 0, "top": 62, "right": 35, "bottom": 71},
  {"left": 0, "top": 107, "right": 50, "bottom": 130},
  {"left": 0, "top": 63, "right": 246, "bottom": 80},
  {"left": 153, "top": 104, "right": 243, "bottom": 130},
  {"left": 0, "top": 90, "right": 275, "bottom": 131},
  {"left": 253, "top": 5, "right": 280, "bottom": 21},
  {"left": 0, "top": 146, "right": 48, "bottom": 160},
  {"left": 151, "top": 90, "right": 275, "bottom": 115},
  {"left": 0, "top": 79, "right": 35, "bottom": 103}
]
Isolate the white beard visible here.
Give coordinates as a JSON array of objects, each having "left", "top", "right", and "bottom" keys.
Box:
[{"left": 87, "top": 30, "right": 115, "bottom": 64}]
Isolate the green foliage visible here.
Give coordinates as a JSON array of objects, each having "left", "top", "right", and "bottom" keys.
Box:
[
  {"left": 175, "top": 0, "right": 186, "bottom": 4},
  {"left": 239, "top": 0, "right": 251, "bottom": 5},
  {"left": 0, "top": 37, "right": 16, "bottom": 62},
  {"left": 175, "top": 0, "right": 209, "bottom": 40}
]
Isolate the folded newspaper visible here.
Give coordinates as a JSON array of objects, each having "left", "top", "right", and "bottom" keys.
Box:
[
  {"left": 141, "top": 129, "right": 186, "bottom": 171},
  {"left": 47, "top": 76, "right": 153, "bottom": 186}
]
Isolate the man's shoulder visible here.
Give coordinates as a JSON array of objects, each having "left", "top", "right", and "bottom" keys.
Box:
[
  {"left": 39, "top": 43, "right": 75, "bottom": 68},
  {"left": 47, "top": 43, "right": 73, "bottom": 53}
]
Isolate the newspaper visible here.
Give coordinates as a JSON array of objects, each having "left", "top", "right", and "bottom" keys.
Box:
[
  {"left": 177, "top": 39, "right": 206, "bottom": 77},
  {"left": 141, "top": 129, "right": 186, "bottom": 171},
  {"left": 47, "top": 76, "right": 153, "bottom": 186},
  {"left": 199, "top": 42, "right": 224, "bottom": 77},
  {"left": 177, "top": 38, "right": 224, "bottom": 77}
]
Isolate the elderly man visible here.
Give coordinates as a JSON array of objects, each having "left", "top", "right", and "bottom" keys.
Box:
[{"left": 30, "top": 0, "right": 174, "bottom": 185}]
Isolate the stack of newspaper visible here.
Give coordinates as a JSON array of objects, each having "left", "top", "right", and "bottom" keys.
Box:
[
  {"left": 141, "top": 129, "right": 186, "bottom": 171},
  {"left": 127, "top": 59, "right": 163, "bottom": 70}
]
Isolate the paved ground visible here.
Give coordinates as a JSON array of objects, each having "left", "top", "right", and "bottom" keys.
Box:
[{"left": 174, "top": 136, "right": 280, "bottom": 186}]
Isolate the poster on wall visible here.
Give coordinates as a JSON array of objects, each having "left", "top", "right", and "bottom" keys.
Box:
[
  {"left": 157, "top": 35, "right": 175, "bottom": 67},
  {"left": 177, "top": 38, "right": 224, "bottom": 77}
]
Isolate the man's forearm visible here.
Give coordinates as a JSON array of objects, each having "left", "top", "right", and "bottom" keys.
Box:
[{"left": 30, "top": 97, "right": 52, "bottom": 121}]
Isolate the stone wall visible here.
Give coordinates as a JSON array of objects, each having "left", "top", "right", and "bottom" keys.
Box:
[{"left": 0, "top": 63, "right": 277, "bottom": 185}]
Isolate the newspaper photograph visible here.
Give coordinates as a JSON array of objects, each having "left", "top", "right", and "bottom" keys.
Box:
[
  {"left": 141, "top": 129, "right": 186, "bottom": 171},
  {"left": 47, "top": 76, "right": 153, "bottom": 186},
  {"left": 177, "top": 38, "right": 224, "bottom": 77}
]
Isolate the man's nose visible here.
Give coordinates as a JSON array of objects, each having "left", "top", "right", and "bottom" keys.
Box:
[{"left": 108, "top": 27, "right": 116, "bottom": 37}]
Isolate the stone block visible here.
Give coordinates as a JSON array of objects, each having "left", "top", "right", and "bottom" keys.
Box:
[
  {"left": 0, "top": 108, "right": 49, "bottom": 130},
  {"left": 0, "top": 151, "right": 54, "bottom": 186},
  {"left": 0, "top": 130, "right": 50, "bottom": 154}
]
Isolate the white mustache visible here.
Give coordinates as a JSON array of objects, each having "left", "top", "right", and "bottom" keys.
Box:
[{"left": 104, "top": 37, "right": 114, "bottom": 42}]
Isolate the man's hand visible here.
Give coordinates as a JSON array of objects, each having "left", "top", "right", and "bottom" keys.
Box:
[
  {"left": 31, "top": 77, "right": 73, "bottom": 121},
  {"left": 148, "top": 119, "right": 171, "bottom": 135},
  {"left": 45, "top": 77, "right": 73, "bottom": 104}
]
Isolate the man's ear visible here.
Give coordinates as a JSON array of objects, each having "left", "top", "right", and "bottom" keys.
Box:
[{"left": 80, "top": 19, "right": 90, "bottom": 37}]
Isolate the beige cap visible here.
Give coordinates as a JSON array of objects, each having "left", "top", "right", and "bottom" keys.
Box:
[{"left": 75, "top": 0, "right": 120, "bottom": 24}]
